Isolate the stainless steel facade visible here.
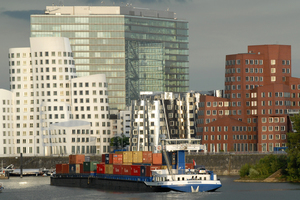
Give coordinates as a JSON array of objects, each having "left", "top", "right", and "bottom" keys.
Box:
[{"left": 130, "top": 92, "right": 198, "bottom": 151}]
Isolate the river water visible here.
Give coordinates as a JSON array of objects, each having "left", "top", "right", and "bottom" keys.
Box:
[{"left": 0, "top": 176, "right": 300, "bottom": 200}]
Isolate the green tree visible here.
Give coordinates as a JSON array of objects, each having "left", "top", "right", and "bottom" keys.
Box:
[
  {"left": 110, "top": 134, "right": 129, "bottom": 150},
  {"left": 286, "top": 114, "right": 300, "bottom": 181}
]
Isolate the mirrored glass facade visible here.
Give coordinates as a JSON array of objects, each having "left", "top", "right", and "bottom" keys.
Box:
[{"left": 31, "top": 7, "right": 189, "bottom": 110}]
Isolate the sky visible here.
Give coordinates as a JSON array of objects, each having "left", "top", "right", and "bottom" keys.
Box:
[{"left": 1, "top": 0, "right": 300, "bottom": 92}]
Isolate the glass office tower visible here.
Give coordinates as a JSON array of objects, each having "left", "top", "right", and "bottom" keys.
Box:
[{"left": 31, "top": 6, "right": 189, "bottom": 110}]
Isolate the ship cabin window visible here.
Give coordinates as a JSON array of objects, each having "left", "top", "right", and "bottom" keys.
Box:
[
  {"left": 204, "top": 177, "right": 206, "bottom": 180},
  {"left": 178, "top": 177, "right": 180, "bottom": 181},
  {"left": 182, "top": 177, "right": 184, "bottom": 181},
  {"left": 195, "top": 176, "right": 197, "bottom": 179},
  {"left": 200, "top": 177, "right": 202, "bottom": 180},
  {"left": 192, "top": 176, "right": 194, "bottom": 180}
]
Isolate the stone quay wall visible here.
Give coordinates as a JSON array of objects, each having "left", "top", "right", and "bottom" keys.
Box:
[{"left": 0, "top": 153, "right": 284, "bottom": 175}]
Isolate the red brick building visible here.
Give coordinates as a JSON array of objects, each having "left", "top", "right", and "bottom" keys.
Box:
[{"left": 197, "top": 45, "right": 298, "bottom": 152}]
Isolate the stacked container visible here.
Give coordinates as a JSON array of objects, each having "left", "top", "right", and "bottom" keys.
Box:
[
  {"left": 97, "top": 163, "right": 106, "bottom": 174},
  {"left": 113, "top": 154, "right": 123, "bottom": 164},
  {"left": 62, "top": 164, "right": 69, "bottom": 174},
  {"left": 56, "top": 164, "right": 63, "bottom": 174},
  {"left": 83, "top": 161, "right": 99, "bottom": 175},
  {"left": 105, "top": 164, "right": 113, "bottom": 174},
  {"left": 121, "top": 165, "right": 131, "bottom": 175},
  {"left": 123, "top": 151, "right": 133, "bottom": 164},
  {"left": 133, "top": 151, "right": 143, "bottom": 163},
  {"left": 152, "top": 153, "right": 162, "bottom": 165},
  {"left": 142, "top": 151, "right": 153, "bottom": 164},
  {"left": 69, "top": 155, "right": 85, "bottom": 164},
  {"left": 113, "top": 165, "right": 122, "bottom": 175}
]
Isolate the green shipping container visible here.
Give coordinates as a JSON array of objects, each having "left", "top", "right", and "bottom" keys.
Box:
[{"left": 83, "top": 161, "right": 99, "bottom": 172}]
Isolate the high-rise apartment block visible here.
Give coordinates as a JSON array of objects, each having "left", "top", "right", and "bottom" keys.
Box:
[
  {"left": 30, "top": 6, "right": 189, "bottom": 110},
  {"left": 197, "top": 45, "right": 297, "bottom": 152},
  {"left": 0, "top": 37, "right": 111, "bottom": 157}
]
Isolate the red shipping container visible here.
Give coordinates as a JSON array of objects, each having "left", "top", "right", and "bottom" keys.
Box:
[
  {"left": 131, "top": 165, "right": 141, "bottom": 176},
  {"left": 80, "top": 164, "right": 83, "bottom": 173},
  {"left": 109, "top": 154, "right": 113, "bottom": 164},
  {"left": 142, "top": 151, "right": 153, "bottom": 164},
  {"left": 69, "top": 155, "right": 85, "bottom": 164},
  {"left": 97, "top": 163, "right": 105, "bottom": 174},
  {"left": 56, "top": 164, "right": 62, "bottom": 174},
  {"left": 113, "top": 154, "right": 123, "bottom": 164},
  {"left": 185, "top": 163, "right": 194, "bottom": 169},
  {"left": 121, "top": 165, "right": 131, "bottom": 175},
  {"left": 62, "top": 164, "right": 69, "bottom": 174},
  {"left": 152, "top": 153, "right": 162, "bottom": 165},
  {"left": 150, "top": 165, "right": 161, "bottom": 176},
  {"left": 102, "top": 154, "right": 106, "bottom": 163},
  {"left": 113, "top": 165, "right": 122, "bottom": 175}
]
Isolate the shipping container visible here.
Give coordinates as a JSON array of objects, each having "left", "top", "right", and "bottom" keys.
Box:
[
  {"left": 102, "top": 154, "right": 106, "bottom": 163},
  {"left": 113, "top": 165, "right": 122, "bottom": 175},
  {"left": 123, "top": 151, "right": 133, "bottom": 163},
  {"left": 113, "top": 154, "right": 123, "bottom": 164},
  {"left": 109, "top": 154, "right": 113, "bottom": 164},
  {"left": 62, "top": 164, "right": 69, "bottom": 174},
  {"left": 133, "top": 151, "right": 143, "bottom": 163},
  {"left": 69, "top": 155, "right": 85, "bottom": 164},
  {"left": 131, "top": 165, "right": 141, "bottom": 176},
  {"left": 121, "top": 165, "right": 131, "bottom": 175},
  {"left": 83, "top": 161, "right": 99, "bottom": 172},
  {"left": 56, "top": 164, "right": 62, "bottom": 174},
  {"left": 97, "top": 163, "right": 105, "bottom": 174},
  {"left": 105, "top": 164, "right": 113, "bottom": 174},
  {"left": 69, "top": 164, "right": 80, "bottom": 174},
  {"left": 142, "top": 151, "right": 153, "bottom": 164},
  {"left": 105, "top": 154, "right": 110, "bottom": 164},
  {"left": 152, "top": 153, "right": 162, "bottom": 165},
  {"left": 80, "top": 164, "right": 83, "bottom": 173},
  {"left": 185, "top": 163, "right": 194, "bottom": 169}
]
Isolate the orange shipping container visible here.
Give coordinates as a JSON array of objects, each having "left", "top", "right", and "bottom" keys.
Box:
[
  {"left": 122, "top": 151, "right": 133, "bottom": 163},
  {"left": 113, "top": 154, "right": 123, "bottom": 164},
  {"left": 69, "top": 155, "right": 85, "bottom": 164},
  {"left": 56, "top": 164, "right": 63, "bottom": 174},
  {"left": 133, "top": 151, "right": 143, "bottom": 163},
  {"left": 142, "top": 151, "right": 153, "bottom": 164},
  {"left": 109, "top": 154, "right": 113, "bottom": 164},
  {"left": 62, "top": 164, "right": 69, "bottom": 174},
  {"left": 152, "top": 153, "right": 162, "bottom": 165}
]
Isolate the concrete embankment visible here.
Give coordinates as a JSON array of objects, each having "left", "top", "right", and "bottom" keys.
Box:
[
  {"left": 186, "top": 153, "right": 277, "bottom": 175},
  {"left": 0, "top": 153, "right": 281, "bottom": 175}
]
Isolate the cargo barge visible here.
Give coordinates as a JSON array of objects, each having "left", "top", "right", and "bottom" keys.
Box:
[{"left": 51, "top": 140, "right": 222, "bottom": 193}]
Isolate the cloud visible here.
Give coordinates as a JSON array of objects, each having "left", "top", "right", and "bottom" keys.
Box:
[{"left": 1, "top": 10, "right": 44, "bottom": 21}]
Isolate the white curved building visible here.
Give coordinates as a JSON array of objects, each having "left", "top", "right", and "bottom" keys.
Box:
[{"left": 0, "top": 37, "right": 110, "bottom": 157}]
